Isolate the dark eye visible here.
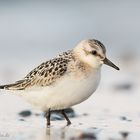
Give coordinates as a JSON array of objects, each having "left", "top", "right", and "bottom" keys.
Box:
[{"left": 92, "top": 50, "right": 97, "bottom": 55}]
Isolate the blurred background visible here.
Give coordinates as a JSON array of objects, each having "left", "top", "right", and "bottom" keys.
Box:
[
  {"left": 0, "top": 0, "right": 139, "bottom": 83},
  {"left": 0, "top": 1, "right": 140, "bottom": 140}
]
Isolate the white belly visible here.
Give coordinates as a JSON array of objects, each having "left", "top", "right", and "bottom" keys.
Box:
[{"left": 21, "top": 69, "right": 101, "bottom": 111}]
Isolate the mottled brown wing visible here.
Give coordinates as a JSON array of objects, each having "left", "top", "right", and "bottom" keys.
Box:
[
  {"left": 0, "top": 51, "right": 73, "bottom": 90},
  {"left": 0, "top": 79, "right": 32, "bottom": 90},
  {"left": 24, "top": 57, "right": 69, "bottom": 88}
]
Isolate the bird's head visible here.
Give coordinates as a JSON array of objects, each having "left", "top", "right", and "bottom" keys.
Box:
[{"left": 74, "top": 39, "right": 120, "bottom": 70}]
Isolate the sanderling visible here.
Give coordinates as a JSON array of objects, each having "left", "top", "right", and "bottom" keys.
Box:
[{"left": 0, "top": 39, "right": 119, "bottom": 126}]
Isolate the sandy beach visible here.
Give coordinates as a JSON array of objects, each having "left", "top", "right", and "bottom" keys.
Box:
[
  {"left": 0, "top": 56, "right": 140, "bottom": 140},
  {"left": 0, "top": 1, "right": 140, "bottom": 139}
]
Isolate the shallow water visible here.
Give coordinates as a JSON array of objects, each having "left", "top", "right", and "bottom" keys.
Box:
[
  {"left": 0, "top": 57, "right": 140, "bottom": 140},
  {"left": 0, "top": 1, "right": 140, "bottom": 140}
]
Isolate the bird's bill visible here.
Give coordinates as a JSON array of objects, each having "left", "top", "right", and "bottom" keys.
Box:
[{"left": 103, "top": 58, "right": 120, "bottom": 70}]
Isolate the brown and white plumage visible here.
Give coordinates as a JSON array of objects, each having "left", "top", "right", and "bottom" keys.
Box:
[
  {"left": 0, "top": 50, "right": 74, "bottom": 90},
  {"left": 0, "top": 39, "right": 119, "bottom": 126}
]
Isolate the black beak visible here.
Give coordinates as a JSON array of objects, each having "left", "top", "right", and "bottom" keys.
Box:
[{"left": 103, "top": 58, "right": 120, "bottom": 70}]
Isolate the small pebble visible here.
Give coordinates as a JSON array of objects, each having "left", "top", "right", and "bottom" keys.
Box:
[
  {"left": 120, "top": 131, "right": 129, "bottom": 138},
  {"left": 19, "top": 119, "right": 25, "bottom": 121},
  {"left": 120, "top": 116, "right": 127, "bottom": 121},
  {"left": 34, "top": 113, "right": 41, "bottom": 116},
  {"left": 114, "top": 83, "right": 133, "bottom": 91},
  {"left": 70, "top": 132, "right": 97, "bottom": 140},
  {"left": 19, "top": 110, "right": 32, "bottom": 117},
  {"left": 83, "top": 113, "right": 89, "bottom": 116},
  {"left": 89, "top": 127, "right": 98, "bottom": 130},
  {"left": 120, "top": 116, "right": 132, "bottom": 122}
]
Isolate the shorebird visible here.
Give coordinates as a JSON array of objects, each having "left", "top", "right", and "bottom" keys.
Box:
[{"left": 0, "top": 39, "right": 119, "bottom": 126}]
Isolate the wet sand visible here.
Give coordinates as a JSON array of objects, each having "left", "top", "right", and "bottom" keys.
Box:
[
  {"left": 0, "top": 56, "right": 140, "bottom": 140},
  {"left": 0, "top": 0, "right": 140, "bottom": 139}
]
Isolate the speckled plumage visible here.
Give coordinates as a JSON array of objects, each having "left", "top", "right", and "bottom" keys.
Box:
[
  {"left": 0, "top": 39, "right": 119, "bottom": 126},
  {"left": 1, "top": 50, "right": 74, "bottom": 90}
]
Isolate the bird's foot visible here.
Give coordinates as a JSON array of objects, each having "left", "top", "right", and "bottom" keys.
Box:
[{"left": 67, "top": 121, "right": 72, "bottom": 126}]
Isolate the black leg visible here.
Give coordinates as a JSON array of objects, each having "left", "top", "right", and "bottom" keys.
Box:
[
  {"left": 45, "top": 108, "right": 51, "bottom": 127},
  {"left": 61, "top": 110, "right": 71, "bottom": 126}
]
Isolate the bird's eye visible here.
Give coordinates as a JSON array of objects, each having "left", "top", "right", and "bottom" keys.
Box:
[{"left": 92, "top": 50, "right": 97, "bottom": 55}]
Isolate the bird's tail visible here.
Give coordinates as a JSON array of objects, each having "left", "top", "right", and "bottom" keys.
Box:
[
  {"left": 0, "top": 80, "right": 31, "bottom": 90},
  {"left": 0, "top": 85, "right": 6, "bottom": 89}
]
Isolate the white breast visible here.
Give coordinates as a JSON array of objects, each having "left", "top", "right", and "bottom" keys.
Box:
[{"left": 21, "top": 68, "right": 101, "bottom": 111}]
